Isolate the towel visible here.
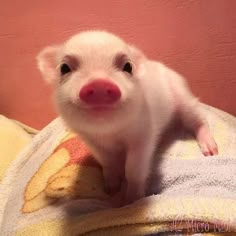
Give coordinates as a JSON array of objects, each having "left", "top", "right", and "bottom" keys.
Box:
[
  {"left": 0, "top": 115, "right": 35, "bottom": 181},
  {"left": 0, "top": 105, "right": 235, "bottom": 236}
]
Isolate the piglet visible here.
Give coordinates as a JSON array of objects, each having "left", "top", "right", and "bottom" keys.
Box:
[{"left": 37, "top": 30, "right": 218, "bottom": 204}]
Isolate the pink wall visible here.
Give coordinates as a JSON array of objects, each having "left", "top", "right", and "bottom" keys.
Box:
[{"left": 1, "top": 0, "right": 236, "bottom": 129}]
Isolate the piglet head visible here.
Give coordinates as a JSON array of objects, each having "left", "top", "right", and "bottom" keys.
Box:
[{"left": 37, "top": 30, "right": 146, "bottom": 132}]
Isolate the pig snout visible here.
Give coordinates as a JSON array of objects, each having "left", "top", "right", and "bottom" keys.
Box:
[{"left": 79, "top": 79, "right": 121, "bottom": 106}]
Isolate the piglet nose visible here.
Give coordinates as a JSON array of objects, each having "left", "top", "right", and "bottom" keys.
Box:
[{"left": 79, "top": 79, "right": 121, "bottom": 105}]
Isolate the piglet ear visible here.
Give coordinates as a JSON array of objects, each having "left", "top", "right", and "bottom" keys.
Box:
[{"left": 36, "top": 45, "right": 61, "bottom": 84}]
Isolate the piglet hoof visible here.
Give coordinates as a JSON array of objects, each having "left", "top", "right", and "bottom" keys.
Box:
[
  {"left": 196, "top": 126, "right": 218, "bottom": 156},
  {"left": 200, "top": 141, "right": 218, "bottom": 156}
]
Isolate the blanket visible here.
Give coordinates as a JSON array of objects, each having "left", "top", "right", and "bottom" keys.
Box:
[
  {"left": 0, "top": 115, "right": 35, "bottom": 181},
  {"left": 0, "top": 105, "right": 235, "bottom": 235}
]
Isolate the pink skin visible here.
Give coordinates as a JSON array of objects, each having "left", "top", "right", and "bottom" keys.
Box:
[
  {"left": 79, "top": 79, "right": 121, "bottom": 107},
  {"left": 37, "top": 31, "right": 219, "bottom": 206},
  {"left": 195, "top": 125, "right": 218, "bottom": 156}
]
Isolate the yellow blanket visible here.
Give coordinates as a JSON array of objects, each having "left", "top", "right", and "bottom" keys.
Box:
[{"left": 0, "top": 115, "right": 36, "bottom": 181}]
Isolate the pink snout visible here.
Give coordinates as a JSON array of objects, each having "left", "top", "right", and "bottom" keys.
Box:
[{"left": 79, "top": 79, "right": 121, "bottom": 106}]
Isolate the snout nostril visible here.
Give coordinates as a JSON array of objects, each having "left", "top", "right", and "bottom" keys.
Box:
[
  {"left": 79, "top": 79, "right": 121, "bottom": 105},
  {"left": 107, "top": 89, "right": 113, "bottom": 95},
  {"left": 88, "top": 89, "right": 94, "bottom": 96}
]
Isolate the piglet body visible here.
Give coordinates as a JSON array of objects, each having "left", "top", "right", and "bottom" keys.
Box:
[{"left": 37, "top": 31, "right": 218, "bottom": 204}]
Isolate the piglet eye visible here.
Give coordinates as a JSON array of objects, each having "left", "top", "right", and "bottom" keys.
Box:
[
  {"left": 122, "top": 62, "right": 132, "bottom": 74},
  {"left": 60, "top": 63, "right": 71, "bottom": 75}
]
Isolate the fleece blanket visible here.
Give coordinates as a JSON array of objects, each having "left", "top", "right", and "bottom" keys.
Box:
[
  {"left": 0, "top": 115, "right": 36, "bottom": 182},
  {"left": 0, "top": 105, "right": 236, "bottom": 236}
]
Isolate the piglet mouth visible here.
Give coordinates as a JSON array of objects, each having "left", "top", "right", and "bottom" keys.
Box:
[
  {"left": 80, "top": 104, "right": 117, "bottom": 113},
  {"left": 69, "top": 100, "right": 118, "bottom": 113}
]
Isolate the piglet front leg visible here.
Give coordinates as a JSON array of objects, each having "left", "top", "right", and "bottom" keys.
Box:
[
  {"left": 176, "top": 92, "right": 218, "bottom": 156},
  {"left": 83, "top": 140, "right": 124, "bottom": 194},
  {"left": 167, "top": 67, "right": 219, "bottom": 156},
  {"left": 103, "top": 157, "right": 124, "bottom": 194},
  {"left": 125, "top": 137, "right": 157, "bottom": 204}
]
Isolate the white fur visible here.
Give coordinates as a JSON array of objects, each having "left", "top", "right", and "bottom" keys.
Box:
[{"left": 37, "top": 30, "right": 218, "bottom": 205}]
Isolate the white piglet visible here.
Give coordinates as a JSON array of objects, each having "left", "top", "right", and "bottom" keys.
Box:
[{"left": 37, "top": 31, "right": 218, "bottom": 204}]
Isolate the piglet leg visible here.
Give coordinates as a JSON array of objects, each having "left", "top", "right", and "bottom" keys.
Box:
[
  {"left": 103, "top": 159, "right": 124, "bottom": 194},
  {"left": 125, "top": 137, "right": 157, "bottom": 204},
  {"left": 167, "top": 67, "right": 218, "bottom": 157},
  {"left": 83, "top": 140, "right": 123, "bottom": 194},
  {"left": 175, "top": 82, "right": 218, "bottom": 156}
]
